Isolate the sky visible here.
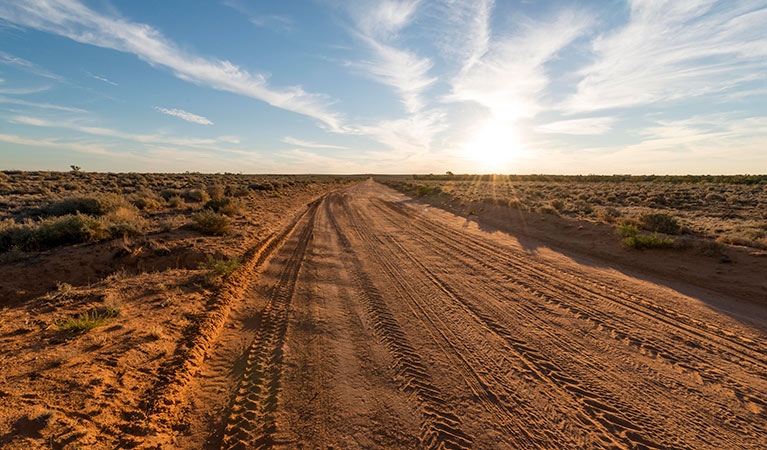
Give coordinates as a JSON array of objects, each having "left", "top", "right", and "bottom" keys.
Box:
[{"left": 0, "top": 0, "right": 765, "bottom": 174}]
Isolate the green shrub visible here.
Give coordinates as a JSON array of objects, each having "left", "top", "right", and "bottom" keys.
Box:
[
  {"left": 199, "top": 254, "right": 241, "bottom": 279},
  {"left": 415, "top": 185, "right": 440, "bottom": 196},
  {"left": 616, "top": 224, "right": 674, "bottom": 249},
  {"left": 47, "top": 194, "right": 130, "bottom": 217},
  {"left": 56, "top": 308, "right": 116, "bottom": 335},
  {"left": 34, "top": 214, "right": 107, "bottom": 249},
  {"left": 191, "top": 210, "right": 231, "bottom": 235},
  {"left": 638, "top": 213, "right": 681, "bottom": 235}
]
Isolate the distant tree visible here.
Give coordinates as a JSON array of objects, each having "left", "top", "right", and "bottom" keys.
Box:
[
  {"left": 446, "top": 171, "right": 454, "bottom": 176},
  {"left": 70, "top": 165, "right": 81, "bottom": 173}
]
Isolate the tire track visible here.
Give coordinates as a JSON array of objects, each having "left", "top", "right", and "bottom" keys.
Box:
[
  {"left": 326, "top": 194, "right": 474, "bottom": 450},
  {"left": 376, "top": 198, "right": 767, "bottom": 372},
  {"left": 370, "top": 195, "right": 767, "bottom": 447},
  {"left": 219, "top": 199, "right": 320, "bottom": 450}
]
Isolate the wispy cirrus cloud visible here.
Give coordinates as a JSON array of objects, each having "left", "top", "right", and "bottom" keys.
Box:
[
  {"left": 536, "top": 117, "right": 616, "bottom": 135},
  {"left": 10, "top": 115, "right": 238, "bottom": 150},
  {"left": 0, "top": 95, "right": 86, "bottom": 112},
  {"left": 88, "top": 73, "right": 117, "bottom": 86},
  {"left": 0, "top": 0, "right": 343, "bottom": 130},
  {"left": 281, "top": 136, "right": 348, "bottom": 150},
  {"left": 562, "top": 0, "right": 767, "bottom": 113},
  {"left": 153, "top": 106, "right": 213, "bottom": 125},
  {"left": 345, "top": 1, "right": 436, "bottom": 115},
  {"left": 447, "top": 10, "right": 592, "bottom": 121},
  {"left": 0, "top": 50, "right": 64, "bottom": 81}
]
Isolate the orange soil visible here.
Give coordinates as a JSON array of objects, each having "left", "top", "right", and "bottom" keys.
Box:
[{"left": 4, "top": 180, "right": 767, "bottom": 449}]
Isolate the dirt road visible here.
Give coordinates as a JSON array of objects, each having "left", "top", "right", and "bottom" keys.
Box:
[{"left": 173, "top": 180, "right": 767, "bottom": 449}]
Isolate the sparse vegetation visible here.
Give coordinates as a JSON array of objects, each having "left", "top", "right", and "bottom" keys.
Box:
[
  {"left": 616, "top": 224, "right": 674, "bottom": 249},
  {"left": 191, "top": 210, "right": 231, "bottom": 235},
  {"left": 199, "top": 254, "right": 241, "bottom": 279},
  {"left": 204, "top": 197, "right": 243, "bottom": 216},
  {"left": 55, "top": 308, "right": 117, "bottom": 335}
]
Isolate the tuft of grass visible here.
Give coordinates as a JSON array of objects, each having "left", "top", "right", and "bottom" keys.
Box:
[
  {"left": 191, "top": 210, "right": 231, "bottom": 235},
  {"left": 616, "top": 224, "right": 674, "bottom": 249},
  {"left": 56, "top": 308, "right": 116, "bottom": 335},
  {"left": 199, "top": 254, "right": 241, "bottom": 279}
]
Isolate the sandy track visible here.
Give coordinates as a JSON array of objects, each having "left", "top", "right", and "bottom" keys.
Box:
[{"left": 173, "top": 180, "right": 767, "bottom": 449}]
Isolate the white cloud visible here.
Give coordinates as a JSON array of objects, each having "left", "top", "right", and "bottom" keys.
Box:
[
  {"left": 153, "top": 106, "right": 213, "bottom": 125},
  {"left": 89, "top": 73, "right": 117, "bottom": 86},
  {"left": 354, "top": 109, "right": 446, "bottom": 154},
  {"left": 355, "top": 0, "right": 420, "bottom": 38},
  {"left": 428, "top": 0, "right": 493, "bottom": 71},
  {"left": 0, "top": 50, "right": 64, "bottom": 81},
  {"left": 350, "top": 35, "right": 437, "bottom": 114},
  {"left": 0, "top": 0, "right": 343, "bottom": 130},
  {"left": 536, "top": 117, "right": 616, "bottom": 135},
  {"left": 9, "top": 115, "right": 241, "bottom": 151},
  {"left": 0, "top": 95, "right": 85, "bottom": 112},
  {"left": 562, "top": 0, "right": 767, "bottom": 113},
  {"left": 281, "top": 136, "right": 348, "bottom": 149},
  {"left": 448, "top": 10, "right": 592, "bottom": 121},
  {"left": 0, "top": 133, "right": 145, "bottom": 159}
]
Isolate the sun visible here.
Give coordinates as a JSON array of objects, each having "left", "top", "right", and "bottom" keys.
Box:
[{"left": 463, "top": 120, "right": 523, "bottom": 171}]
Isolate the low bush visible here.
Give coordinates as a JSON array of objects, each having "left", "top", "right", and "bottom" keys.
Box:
[
  {"left": 638, "top": 213, "right": 681, "bottom": 235},
  {"left": 34, "top": 214, "right": 108, "bottom": 249},
  {"left": 129, "top": 192, "right": 162, "bottom": 210},
  {"left": 191, "top": 210, "right": 231, "bottom": 235},
  {"left": 167, "top": 195, "right": 184, "bottom": 208},
  {"left": 203, "top": 197, "right": 243, "bottom": 216},
  {"left": 616, "top": 224, "right": 674, "bottom": 249},
  {"left": 415, "top": 185, "right": 440, "bottom": 196},
  {"left": 46, "top": 193, "right": 131, "bottom": 217},
  {"left": 183, "top": 189, "right": 210, "bottom": 203},
  {"left": 596, "top": 206, "right": 621, "bottom": 223},
  {"left": 199, "top": 254, "right": 241, "bottom": 279},
  {"left": 103, "top": 207, "right": 146, "bottom": 238}
]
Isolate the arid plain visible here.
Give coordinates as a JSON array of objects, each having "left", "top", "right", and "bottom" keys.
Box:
[{"left": 1, "top": 172, "right": 766, "bottom": 449}]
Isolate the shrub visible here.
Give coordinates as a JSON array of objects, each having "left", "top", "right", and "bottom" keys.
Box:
[
  {"left": 191, "top": 210, "right": 231, "bottom": 235},
  {"left": 47, "top": 194, "right": 130, "bottom": 217},
  {"left": 160, "top": 188, "right": 182, "bottom": 200},
  {"left": 638, "top": 213, "right": 681, "bottom": 235},
  {"left": 204, "top": 197, "right": 243, "bottom": 216},
  {"left": 56, "top": 308, "right": 116, "bottom": 335},
  {"left": 183, "top": 189, "right": 210, "bottom": 203},
  {"left": 415, "top": 185, "right": 440, "bottom": 196},
  {"left": 130, "top": 192, "right": 162, "bottom": 210},
  {"left": 206, "top": 184, "right": 225, "bottom": 200},
  {"left": 227, "top": 185, "right": 250, "bottom": 197},
  {"left": 34, "top": 214, "right": 107, "bottom": 249},
  {"left": 167, "top": 195, "right": 184, "bottom": 208},
  {"left": 251, "top": 182, "right": 274, "bottom": 191},
  {"left": 616, "top": 224, "right": 674, "bottom": 249},
  {"left": 596, "top": 206, "right": 621, "bottom": 223},
  {"left": 199, "top": 254, "right": 241, "bottom": 279},
  {"left": 103, "top": 207, "right": 146, "bottom": 238}
]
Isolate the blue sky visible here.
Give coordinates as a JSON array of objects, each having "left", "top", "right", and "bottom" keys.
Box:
[{"left": 0, "top": 0, "right": 765, "bottom": 174}]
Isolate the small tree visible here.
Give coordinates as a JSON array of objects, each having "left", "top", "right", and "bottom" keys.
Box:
[{"left": 70, "top": 165, "right": 81, "bottom": 173}]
